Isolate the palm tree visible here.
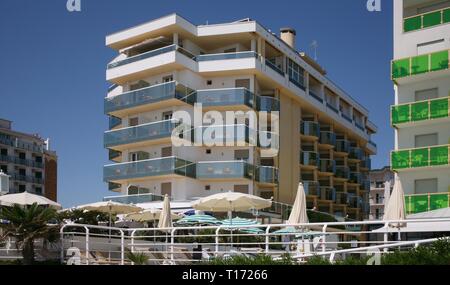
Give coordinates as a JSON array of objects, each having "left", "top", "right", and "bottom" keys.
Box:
[
  {"left": 126, "top": 250, "right": 149, "bottom": 265},
  {"left": 0, "top": 203, "right": 59, "bottom": 265}
]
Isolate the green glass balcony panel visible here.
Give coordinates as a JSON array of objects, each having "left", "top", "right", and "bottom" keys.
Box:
[
  {"left": 444, "top": 9, "right": 450, "bottom": 23},
  {"left": 404, "top": 16, "right": 422, "bottom": 32},
  {"left": 430, "top": 194, "right": 449, "bottom": 211},
  {"left": 392, "top": 151, "right": 410, "bottom": 170},
  {"left": 392, "top": 58, "right": 410, "bottom": 78},
  {"left": 423, "top": 11, "right": 442, "bottom": 28},
  {"left": 430, "top": 98, "right": 449, "bottom": 119},
  {"left": 430, "top": 50, "right": 449, "bottom": 72},
  {"left": 392, "top": 105, "right": 411, "bottom": 124},
  {"left": 408, "top": 195, "right": 429, "bottom": 214},
  {"left": 430, "top": 146, "right": 448, "bottom": 166},
  {"left": 411, "top": 148, "right": 429, "bottom": 168},
  {"left": 411, "top": 101, "right": 429, "bottom": 121},
  {"left": 411, "top": 54, "right": 429, "bottom": 75}
]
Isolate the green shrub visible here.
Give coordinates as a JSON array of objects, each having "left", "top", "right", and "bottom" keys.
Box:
[{"left": 204, "top": 254, "right": 296, "bottom": 265}]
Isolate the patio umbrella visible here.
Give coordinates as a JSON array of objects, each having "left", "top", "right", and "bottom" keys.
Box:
[
  {"left": 0, "top": 192, "right": 61, "bottom": 209},
  {"left": 77, "top": 201, "right": 142, "bottom": 261},
  {"left": 175, "top": 214, "right": 220, "bottom": 226},
  {"left": 126, "top": 209, "right": 181, "bottom": 223},
  {"left": 383, "top": 177, "right": 406, "bottom": 241}
]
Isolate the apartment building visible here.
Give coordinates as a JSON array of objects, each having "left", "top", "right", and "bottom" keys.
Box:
[
  {"left": 391, "top": 0, "right": 450, "bottom": 215},
  {"left": 0, "top": 118, "right": 58, "bottom": 202},
  {"left": 104, "top": 14, "right": 377, "bottom": 220},
  {"left": 368, "top": 167, "right": 394, "bottom": 220}
]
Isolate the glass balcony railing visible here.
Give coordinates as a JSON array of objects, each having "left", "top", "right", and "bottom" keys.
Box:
[
  {"left": 193, "top": 125, "right": 256, "bottom": 146},
  {"left": 0, "top": 135, "right": 44, "bottom": 153},
  {"left": 103, "top": 157, "right": 195, "bottom": 182},
  {"left": 319, "top": 159, "right": 336, "bottom": 173},
  {"left": 11, "top": 174, "right": 44, "bottom": 185},
  {"left": 361, "top": 157, "right": 372, "bottom": 169},
  {"left": 391, "top": 97, "right": 449, "bottom": 125},
  {"left": 309, "top": 90, "right": 324, "bottom": 103},
  {"left": 196, "top": 88, "right": 254, "bottom": 108},
  {"left": 319, "top": 131, "right": 337, "bottom": 146},
  {"left": 0, "top": 155, "right": 43, "bottom": 168},
  {"left": 304, "top": 181, "right": 320, "bottom": 196},
  {"left": 391, "top": 50, "right": 449, "bottom": 79},
  {"left": 255, "top": 166, "right": 279, "bottom": 185},
  {"left": 335, "top": 139, "right": 350, "bottom": 153},
  {"left": 349, "top": 172, "right": 363, "bottom": 184},
  {"left": 103, "top": 193, "right": 165, "bottom": 204},
  {"left": 257, "top": 96, "right": 280, "bottom": 112},
  {"left": 300, "top": 151, "right": 319, "bottom": 167},
  {"left": 196, "top": 51, "right": 258, "bottom": 62},
  {"left": 349, "top": 147, "right": 364, "bottom": 160},
  {"left": 335, "top": 166, "right": 350, "bottom": 180},
  {"left": 108, "top": 182, "right": 121, "bottom": 192},
  {"left": 104, "top": 81, "right": 193, "bottom": 114},
  {"left": 318, "top": 187, "right": 335, "bottom": 201},
  {"left": 391, "top": 145, "right": 449, "bottom": 170},
  {"left": 335, "top": 192, "right": 349, "bottom": 205},
  {"left": 403, "top": 7, "right": 450, "bottom": 33},
  {"left": 405, "top": 192, "right": 450, "bottom": 215},
  {"left": 266, "top": 60, "right": 285, "bottom": 76},
  {"left": 196, "top": 161, "right": 254, "bottom": 180},
  {"left": 361, "top": 180, "right": 371, "bottom": 191},
  {"left": 104, "top": 120, "right": 178, "bottom": 148},
  {"left": 300, "top": 121, "right": 320, "bottom": 137},
  {"left": 107, "top": 44, "right": 178, "bottom": 69}
]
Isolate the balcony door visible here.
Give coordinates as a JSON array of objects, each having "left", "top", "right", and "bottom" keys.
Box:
[{"left": 161, "top": 182, "right": 172, "bottom": 197}]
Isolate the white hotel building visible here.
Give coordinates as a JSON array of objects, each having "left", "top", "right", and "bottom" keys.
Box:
[
  {"left": 103, "top": 14, "right": 377, "bottom": 220},
  {"left": 391, "top": 0, "right": 450, "bottom": 215}
]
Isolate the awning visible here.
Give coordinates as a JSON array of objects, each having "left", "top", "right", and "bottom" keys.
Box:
[{"left": 120, "top": 36, "right": 171, "bottom": 54}]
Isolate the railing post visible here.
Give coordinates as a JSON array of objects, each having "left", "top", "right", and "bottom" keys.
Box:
[
  {"left": 170, "top": 229, "right": 176, "bottom": 261},
  {"left": 322, "top": 224, "right": 327, "bottom": 253},
  {"left": 60, "top": 225, "right": 66, "bottom": 265},
  {"left": 265, "top": 226, "right": 271, "bottom": 254},
  {"left": 383, "top": 222, "right": 389, "bottom": 253},
  {"left": 84, "top": 226, "right": 90, "bottom": 265},
  {"left": 120, "top": 230, "right": 125, "bottom": 265},
  {"left": 215, "top": 228, "right": 221, "bottom": 255}
]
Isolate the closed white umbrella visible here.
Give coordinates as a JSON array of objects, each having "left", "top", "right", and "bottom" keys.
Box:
[
  {"left": 287, "top": 183, "right": 309, "bottom": 225},
  {"left": 0, "top": 192, "right": 61, "bottom": 209},
  {"left": 383, "top": 177, "right": 406, "bottom": 241},
  {"left": 158, "top": 195, "right": 173, "bottom": 229}
]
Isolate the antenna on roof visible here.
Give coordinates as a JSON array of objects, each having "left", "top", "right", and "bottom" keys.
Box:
[{"left": 310, "top": 40, "right": 319, "bottom": 61}]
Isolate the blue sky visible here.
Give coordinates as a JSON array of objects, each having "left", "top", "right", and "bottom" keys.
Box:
[{"left": 0, "top": 0, "right": 394, "bottom": 207}]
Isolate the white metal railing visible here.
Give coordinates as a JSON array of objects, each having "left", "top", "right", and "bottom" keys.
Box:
[{"left": 59, "top": 218, "right": 450, "bottom": 265}]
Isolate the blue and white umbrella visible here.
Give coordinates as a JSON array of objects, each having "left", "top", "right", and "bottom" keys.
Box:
[
  {"left": 175, "top": 214, "right": 221, "bottom": 225},
  {"left": 220, "top": 217, "right": 264, "bottom": 233}
]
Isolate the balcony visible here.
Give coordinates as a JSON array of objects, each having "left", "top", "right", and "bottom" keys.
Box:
[
  {"left": 103, "top": 193, "right": 165, "bottom": 204},
  {"left": 194, "top": 125, "right": 256, "bottom": 146},
  {"left": 0, "top": 136, "right": 44, "bottom": 153},
  {"left": 309, "top": 90, "right": 323, "bottom": 103},
  {"left": 335, "top": 139, "right": 350, "bottom": 153},
  {"left": 109, "top": 116, "right": 122, "bottom": 129},
  {"left": 391, "top": 97, "right": 449, "bottom": 126},
  {"left": 335, "top": 192, "right": 349, "bottom": 205},
  {"left": 104, "top": 120, "right": 178, "bottom": 149},
  {"left": 391, "top": 145, "right": 449, "bottom": 171},
  {"left": 300, "top": 121, "right": 320, "bottom": 138},
  {"left": 319, "top": 159, "right": 336, "bottom": 174},
  {"left": 255, "top": 166, "right": 279, "bottom": 185},
  {"left": 349, "top": 147, "right": 364, "bottom": 160},
  {"left": 361, "top": 157, "right": 372, "bottom": 169},
  {"left": 335, "top": 166, "right": 350, "bottom": 180},
  {"left": 0, "top": 155, "right": 43, "bottom": 169},
  {"left": 349, "top": 172, "right": 363, "bottom": 185},
  {"left": 108, "top": 45, "right": 179, "bottom": 69},
  {"left": 347, "top": 194, "right": 362, "bottom": 208},
  {"left": 196, "top": 51, "right": 258, "bottom": 62},
  {"left": 196, "top": 88, "right": 254, "bottom": 109},
  {"left": 319, "top": 131, "right": 337, "bottom": 146},
  {"left": 108, "top": 182, "right": 121, "bottom": 192},
  {"left": 320, "top": 187, "right": 336, "bottom": 201},
  {"left": 257, "top": 96, "right": 280, "bottom": 113},
  {"left": 300, "top": 151, "right": 319, "bottom": 168},
  {"left": 266, "top": 60, "right": 285, "bottom": 77},
  {"left": 403, "top": 7, "right": 450, "bottom": 33},
  {"left": 196, "top": 161, "right": 253, "bottom": 181},
  {"left": 103, "top": 157, "right": 195, "bottom": 182},
  {"left": 391, "top": 50, "right": 449, "bottom": 80},
  {"left": 361, "top": 180, "right": 371, "bottom": 191},
  {"left": 11, "top": 174, "right": 43, "bottom": 185},
  {"left": 104, "top": 81, "right": 193, "bottom": 115},
  {"left": 405, "top": 192, "right": 450, "bottom": 215},
  {"left": 304, "top": 181, "right": 320, "bottom": 196}
]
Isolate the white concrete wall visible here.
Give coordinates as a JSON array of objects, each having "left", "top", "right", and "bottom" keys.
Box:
[{"left": 399, "top": 168, "right": 450, "bottom": 194}]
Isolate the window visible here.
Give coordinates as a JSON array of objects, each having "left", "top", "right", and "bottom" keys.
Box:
[
  {"left": 0, "top": 165, "right": 7, "bottom": 174},
  {"left": 128, "top": 185, "right": 150, "bottom": 195},
  {"left": 35, "top": 187, "right": 42, "bottom": 195},
  {"left": 18, "top": 185, "right": 26, "bottom": 193},
  {"left": 235, "top": 79, "right": 250, "bottom": 90},
  {"left": 206, "top": 149, "right": 212, "bottom": 154},
  {"left": 19, "top": 152, "right": 26, "bottom": 160},
  {"left": 205, "top": 185, "right": 211, "bottom": 191},
  {"left": 415, "top": 178, "right": 438, "bottom": 194},
  {"left": 234, "top": 149, "right": 249, "bottom": 161},
  {"left": 35, "top": 172, "right": 42, "bottom": 179},
  {"left": 0, "top": 149, "right": 7, "bottom": 156},
  {"left": 234, "top": 185, "right": 249, "bottom": 194},
  {"left": 19, "top": 169, "right": 26, "bottom": 176},
  {"left": 130, "top": 152, "right": 149, "bottom": 162},
  {"left": 415, "top": 133, "right": 438, "bottom": 148},
  {"left": 207, "top": 80, "right": 212, "bottom": 86},
  {"left": 415, "top": 88, "right": 438, "bottom": 102},
  {"left": 162, "top": 75, "right": 173, "bottom": 83},
  {"left": 128, "top": 117, "right": 139, "bottom": 127},
  {"left": 288, "top": 59, "right": 305, "bottom": 88},
  {"left": 161, "top": 147, "right": 172, "bottom": 158},
  {"left": 35, "top": 156, "right": 42, "bottom": 163}
]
